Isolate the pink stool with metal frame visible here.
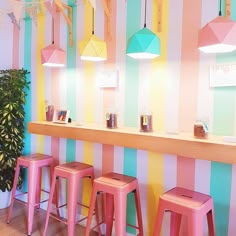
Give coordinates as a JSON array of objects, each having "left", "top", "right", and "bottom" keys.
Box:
[
  {"left": 85, "top": 172, "right": 144, "bottom": 236},
  {"left": 43, "top": 161, "right": 100, "bottom": 236},
  {"left": 153, "top": 187, "right": 216, "bottom": 236},
  {"left": 7, "top": 153, "right": 54, "bottom": 236}
]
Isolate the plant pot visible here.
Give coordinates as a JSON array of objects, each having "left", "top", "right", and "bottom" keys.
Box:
[{"left": 0, "top": 190, "right": 11, "bottom": 209}]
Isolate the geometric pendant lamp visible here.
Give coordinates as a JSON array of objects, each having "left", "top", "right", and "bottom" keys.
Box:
[
  {"left": 41, "top": 43, "right": 66, "bottom": 67},
  {"left": 79, "top": 34, "right": 107, "bottom": 61},
  {"left": 198, "top": 16, "right": 236, "bottom": 53},
  {"left": 126, "top": 0, "right": 160, "bottom": 59},
  {"left": 126, "top": 27, "right": 160, "bottom": 59},
  {"left": 79, "top": 7, "right": 107, "bottom": 62},
  {"left": 41, "top": 1, "right": 73, "bottom": 67}
]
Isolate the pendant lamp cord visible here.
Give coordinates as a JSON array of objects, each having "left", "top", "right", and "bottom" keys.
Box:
[
  {"left": 144, "top": 0, "right": 147, "bottom": 27},
  {"left": 92, "top": 7, "right": 95, "bottom": 35},
  {"left": 219, "top": 0, "right": 222, "bottom": 16},
  {"left": 52, "top": 16, "right": 55, "bottom": 44}
]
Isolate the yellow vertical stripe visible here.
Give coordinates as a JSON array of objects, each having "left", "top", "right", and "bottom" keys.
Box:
[
  {"left": 82, "top": 142, "right": 94, "bottom": 215},
  {"left": 82, "top": 4, "right": 95, "bottom": 215},
  {"left": 36, "top": 12, "right": 46, "bottom": 152},
  {"left": 147, "top": 152, "right": 164, "bottom": 235},
  {"left": 150, "top": 0, "right": 168, "bottom": 132},
  {"left": 147, "top": 2, "right": 168, "bottom": 234}
]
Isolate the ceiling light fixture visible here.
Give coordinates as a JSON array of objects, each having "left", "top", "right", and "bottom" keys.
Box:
[
  {"left": 79, "top": 7, "right": 107, "bottom": 61},
  {"left": 198, "top": 0, "right": 236, "bottom": 53},
  {"left": 41, "top": 0, "right": 73, "bottom": 67},
  {"left": 126, "top": 0, "right": 160, "bottom": 59}
]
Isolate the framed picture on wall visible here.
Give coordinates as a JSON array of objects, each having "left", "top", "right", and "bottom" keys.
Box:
[{"left": 53, "top": 110, "right": 70, "bottom": 124}]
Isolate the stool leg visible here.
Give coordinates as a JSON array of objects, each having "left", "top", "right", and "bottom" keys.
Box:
[
  {"left": 6, "top": 163, "right": 21, "bottom": 223},
  {"left": 36, "top": 167, "right": 42, "bottom": 210},
  {"left": 153, "top": 199, "right": 165, "bottom": 236},
  {"left": 189, "top": 214, "right": 203, "bottom": 236},
  {"left": 67, "top": 176, "right": 79, "bottom": 236},
  {"left": 85, "top": 186, "right": 98, "bottom": 236},
  {"left": 27, "top": 165, "right": 39, "bottom": 235},
  {"left": 43, "top": 174, "right": 57, "bottom": 236},
  {"left": 170, "top": 212, "right": 182, "bottom": 236},
  {"left": 105, "top": 193, "right": 114, "bottom": 236},
  {"left": 134, "top": 188, "right": 144, "bottom": 236},
  {"left": 207, "top": 209, "right": 216, "bottom": 236},
  {"left": 114, "top": 193, "right": 126, "bottom": 236}
]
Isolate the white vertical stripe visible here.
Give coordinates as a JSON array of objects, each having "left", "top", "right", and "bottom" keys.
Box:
[
  {"left": 137, "top": 150, "right": 148, "bottom": 235},
  {"left": 228, "top": 165, "right": 236, "bottom": 235},
  {"left": 93, "top": 143, "right": 102, "bottom": 178},
  {"left": 113, "top": 146, "right": 124, "bottom": 173},
  {"left": 165, "top": 0, "right": 183, "bottom": 133}
]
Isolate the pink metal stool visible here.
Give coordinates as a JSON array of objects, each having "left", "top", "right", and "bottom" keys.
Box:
[
  {"left": 153, "top": 187, "right": 216, "bottom": 236},
  {"left": 43, "top": 161, "right": 99, "bottom": 236},
  {"left": 85, "top": 172, "right": 144, "bottom": 236},
  {"left": 7, "top": 153, "right": 54, "bottom": 236}
]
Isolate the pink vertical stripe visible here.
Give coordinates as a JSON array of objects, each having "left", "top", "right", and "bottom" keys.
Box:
[
  {"left": 178, "top": 0, "right": 202, "bottom": 132},
  {"left": 177, "top": 156, "right": 195, "bottom": 190},
  {"left": 51, "top": 13, "right": 61, "bottom": 163},
  {"left": 12, "top": 26, "right": 19, "bottom": 69},
  {"left": 102, "top": 144, "right": 114, "bottom": 174}
]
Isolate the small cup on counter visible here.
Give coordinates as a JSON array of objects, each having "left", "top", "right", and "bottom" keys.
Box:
[
  {"left": 140, "top": 114, "right": 153, "bottom": 132},
  {"left": 46, "top": 105, "right": 54, "bottom": 121},
  {"left": 106, "top": 113, "right": 118, "bottom": 129},
  {"left": 194, "top": 121, "right": 208, "bottom": 139}
]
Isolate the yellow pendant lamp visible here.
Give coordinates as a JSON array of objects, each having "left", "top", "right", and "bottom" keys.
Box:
[{"left": 79, "top": 8, "right": 107, "bottom": 61}]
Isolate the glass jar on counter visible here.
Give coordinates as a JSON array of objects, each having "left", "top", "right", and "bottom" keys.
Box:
[
  {"left": 106, "top": 112, "right": 118, "bottom": 129},
  {"left": 140, "top": 114, "right": 153, "bottom": 132}
]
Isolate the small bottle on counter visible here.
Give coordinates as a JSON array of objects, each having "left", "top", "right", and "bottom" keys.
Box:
[
  {"left": 106, "top": 113, "right": 118, "bottom": 129},
  {"left": 140, "top": 114, "right": 153, "bottom": 132}
]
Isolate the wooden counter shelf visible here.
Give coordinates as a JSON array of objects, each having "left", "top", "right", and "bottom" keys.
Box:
[{"left": 28, "top": 121, "right": 236, "bottom": 164}]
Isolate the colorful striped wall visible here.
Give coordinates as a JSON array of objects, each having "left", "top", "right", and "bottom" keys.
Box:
[{"left": 1, "top": 0, "right": 236, "bottom": 235}]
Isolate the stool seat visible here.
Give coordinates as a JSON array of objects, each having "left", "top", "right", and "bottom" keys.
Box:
[
  {"left": 7, "top": 153, "right": 54, "bottom": 236},
  {"left": 85, "top": 172, "right": 144, "bottom": 236},
  {"left": 153, "top": 187, "right": 216, "bottom": 236},
  {"left": 43, "top": 161, "right": 99, "bottom": 236}
]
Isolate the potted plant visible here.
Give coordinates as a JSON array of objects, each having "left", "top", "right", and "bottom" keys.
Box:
[{"left": 0, "top": 68, "right": 30, "bottom": 208}]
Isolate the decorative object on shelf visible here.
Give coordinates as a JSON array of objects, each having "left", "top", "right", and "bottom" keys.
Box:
[
  {"left": 126, "top": 0, "right": 161, "bottom": 59},
  {"left": 79, "top": 7, "right": 107, "bottom": 61},
  {"left": 45, "top": 102, "right": 54, "bottom": 122},
  {"left": 53, "top": 109, "right": 70, "bottom": 124},
  {"left": 140, "top": 114, "right": 153, "bottom": 132},
  {"left": 106, "top": 113, "right": 117, "bottom": 129},
  {"left": 0, "top": 68, "right": 30, "bottom": 207},
  {"left": 198, "top": 0, "right": 236, "bottom": 53},
  {"left": 194, "top": 120, "right": 208, "bottom": 139}
]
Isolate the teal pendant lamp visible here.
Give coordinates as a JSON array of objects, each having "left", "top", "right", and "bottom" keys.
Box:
[{"left": 126, "top": 0, "right": 160, "bottom": 59}]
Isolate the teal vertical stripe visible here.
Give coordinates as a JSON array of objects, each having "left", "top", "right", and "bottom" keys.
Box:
[
  {"left": 66, "top": 3, "right": 77, "bottom": 163},
  {"left": 124, "top": 0, "right": 141, "bottom": 127},
  {"left": 66, "top": 139, "right": 76, "bottom": 162},
  {"left": 124, "top": 148, "right": 137, "bottom": 235},
  {"left": 23, "top": 18, "right": 32, "bottom": 155},
  {"left": 124, "top": 0, "right": 141, "bottom": 233},
  {"left": 212, "top": 87, "right": 235, "bottom": 136},
  {"left": 210, "top": 163, "right": 232, "bottom": 235},
  {"left": 210, "top": 0, "right": 236, "bottom": 231},
  {"left": 22, "top": 12, "right": 32, "bottom": 190}
]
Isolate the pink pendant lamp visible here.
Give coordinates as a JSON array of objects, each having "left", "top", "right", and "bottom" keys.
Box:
[
  {"left": 41, "top": 43, "right": 66, "bottom": 67},
  {"left": 198, "top": 0, "right": 236, "bottom": 53},
  {"left": 41, "top": 3, "right": 66, "bottom": 67}
]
